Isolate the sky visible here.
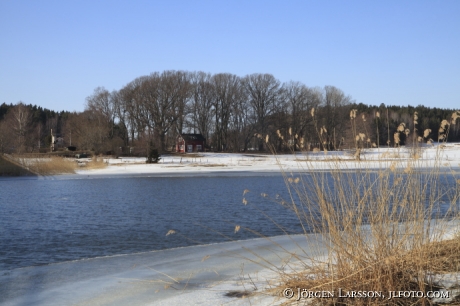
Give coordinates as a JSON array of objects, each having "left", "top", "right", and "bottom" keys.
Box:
[{"left": 1, "top": 0, "right": 459, "bottom": 112}]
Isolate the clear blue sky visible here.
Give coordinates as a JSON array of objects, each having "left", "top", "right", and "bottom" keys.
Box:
[{"left": 1, "top": 0, "right": 459, "bottom": 112}]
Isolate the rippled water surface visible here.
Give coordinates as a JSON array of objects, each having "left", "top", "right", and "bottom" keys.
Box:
[
  {"left": 0, "top": 174, "right": 302, "bottom": 270},
  {"left": 2, "top": 171, "right": 458, "bottom": 271}
]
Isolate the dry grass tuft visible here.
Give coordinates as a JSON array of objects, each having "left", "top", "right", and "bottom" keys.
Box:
[
  {"left": 84, "top": 157, "right": 107, "bottom": 170},
  {"left": 261, "top": 143, "right": 460, "bottom": 305},
  {"left": 11, "top": 156, "right": 77, "bottom": 175},
  {"left": 418, "top": 237, "right": 460, "bottom": 273},
  {"left": 33, "top": 157, "right": 77, "bottom": 174},
  {"left": 3, "top": 155, "right": 107, "bottom": 175}
]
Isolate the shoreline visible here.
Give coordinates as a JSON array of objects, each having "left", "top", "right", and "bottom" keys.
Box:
[
  {"left": 0, "top": 233, "right": 317, "bottom": 306},
  {"left": 1, "top": 144, "right": 460, "bottom": 179},
  {"left": 2, "top": 220, "right": 459, "bottom": 306}
]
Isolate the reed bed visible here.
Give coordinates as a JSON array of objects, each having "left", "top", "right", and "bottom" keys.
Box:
[
  {"left": 27, "top": 157, "right": 77, "bottom": 174},
  {"left": 258, "top": 112, "right": 460, "bottom": 305},
  {"left": 267, "top": 158, "right": 459, "bottom": 305},
  {"left": 84, "top": 156, "right": 107, "bottom": 170},
  {"left": 3, "top": 155, "right": 107, "bottom": 175}
]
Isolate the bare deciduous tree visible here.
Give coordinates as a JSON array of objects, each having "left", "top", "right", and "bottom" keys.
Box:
[
  {"left": 5, "top": 102, "right": 33, "bottom": 153},
  {"left": 119, "top": 76, "right": 150, "bottom": 145},
  {"left": 211, "top": 73, "right": 241, "bottom": 151},
  {"left": 283, "top": 82, "right": 319, "bottom": 150},
  {"left": 152, "top": 71, "right": 191, "bottom": 152},
  {"left": 319, "top": 86, "right": 353, "bottom": 150},
  {"left": 85, "top": 87, "right": 117, "bottom": 139},
  {"left": 110, "top": 90, "right": 129, "bottom": 146},
  {"left": 243, "top": 73, "right": 282, "bottom": 151},
  {"left": 229, "top": 87, "right": 255, "bottom": 152},
  {"left": 189, "top": 71, "right": 214, "bottom": 143}
]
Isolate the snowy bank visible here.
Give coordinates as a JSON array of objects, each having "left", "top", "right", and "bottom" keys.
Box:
[
  {"left": 74, "top": 144, "right": 460, "bottom": 177},
  {"left": 2, "top": 220, "right": 459, "bottom": 306}
]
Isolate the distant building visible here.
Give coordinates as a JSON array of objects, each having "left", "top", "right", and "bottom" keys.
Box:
[
  {"left": 50, "top": 129, "right": 64, "bottom": 151},
  {"left": 176, "top": 134, "right": 206, "bottom": 153}
]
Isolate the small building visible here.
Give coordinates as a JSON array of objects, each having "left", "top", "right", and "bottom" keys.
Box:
[
  {"left": 176, "top": 134, "right": 206, "bottom": 153},
  {"left": 50, "top": 129, "right": 65, "bottom": 151}
]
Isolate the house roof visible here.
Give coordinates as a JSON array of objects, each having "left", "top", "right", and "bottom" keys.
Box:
[{"left": 180, "top": 134, "right": 206, "bottom": 142}]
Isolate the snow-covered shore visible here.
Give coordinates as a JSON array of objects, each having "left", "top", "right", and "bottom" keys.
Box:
[{"left": 76, "top": 144, "right": 460, "bottom": 177}]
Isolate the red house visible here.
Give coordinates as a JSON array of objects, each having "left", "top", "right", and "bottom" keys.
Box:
[{"left": 176, "top": 134, "right": 206, "bottom": 153}]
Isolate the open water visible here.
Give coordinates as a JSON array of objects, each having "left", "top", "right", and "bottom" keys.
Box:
[
  {"left": 1, "top": 171, "right": 458, "bottom": 271},
  {"left": 0, "top": 174, "right": 301, "bottom": 271}
]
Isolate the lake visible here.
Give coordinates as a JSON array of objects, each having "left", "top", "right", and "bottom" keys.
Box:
[
  {"left": 1, "top": 170, "right": 458, "bottom": 272},
  {"left": 0, "top": 173, "right": 303, "bottom": 271}
]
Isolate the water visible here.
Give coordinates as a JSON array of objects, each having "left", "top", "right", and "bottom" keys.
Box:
[
  {"left": 1, "top": 171, "right": 458, "bottom": 272},
  {"left": 0, "top": 174, "right": 302, "bottom": 271}
]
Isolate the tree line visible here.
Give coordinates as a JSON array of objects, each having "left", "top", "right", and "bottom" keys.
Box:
[{"left": 1, "top": 70, "right": 459, "bottom": 155}]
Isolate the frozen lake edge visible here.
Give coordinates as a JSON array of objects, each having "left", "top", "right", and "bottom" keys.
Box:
[{"left": 0, "top": 234, "right": 320, "bottom": 306}]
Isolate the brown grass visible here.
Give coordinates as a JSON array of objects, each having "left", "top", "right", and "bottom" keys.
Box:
[
  {"left": 3, "top": 155, "right": 107, "bottom": 175},
  {"left": 418, "top": 237, "right": 460, "bottom": 273},
  {"left": 30, "top": 157, "right": 77, "bottom": 174},
  {"left": 275, "top": 235, "right": 460, "bottom": 305},
  {"left": 84, "top": 157, "right": 107, "bottom": 170},
  {"left": 290, "top": 162, "right": 455, "bottom": 305},
  {"left": 257, "top": 139, "right": 460, "bottom": 305}
]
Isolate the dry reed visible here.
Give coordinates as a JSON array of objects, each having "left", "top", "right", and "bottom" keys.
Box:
[
  {"left": 261, "top": 155, "right": 460, "bottom": 306},
  {"left": 259, "top": 113, "right": 460, "bottom": 306},
  {"left": 5, "top": 155, "right": 107, "bottom": 175},
  {"left": 84, "top": 156, "right": 107, "bottom": 170},
  {"left": 29, "top": 157, "right": 77, "bottom": 174}
]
